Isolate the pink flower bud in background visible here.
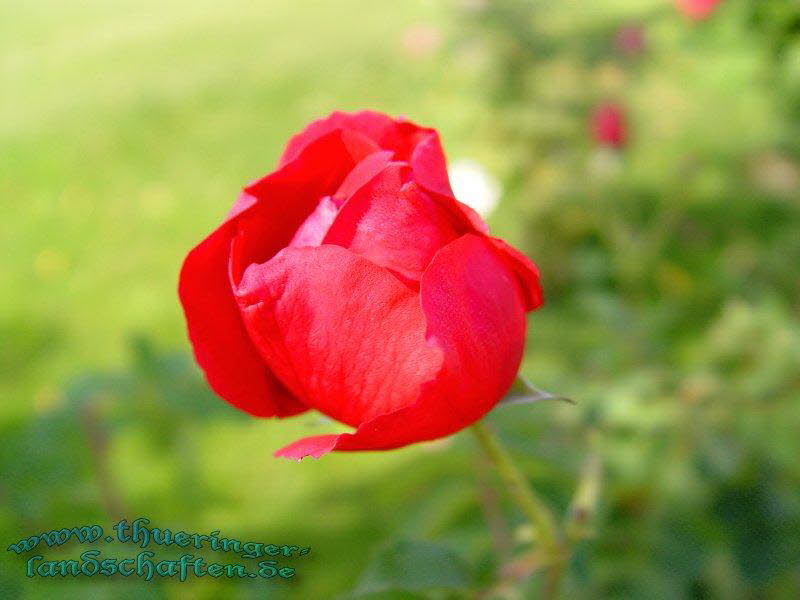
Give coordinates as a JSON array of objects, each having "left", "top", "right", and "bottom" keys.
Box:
[
  {"left": 591, "top": 103, "right": 627, "bottom": 149},
  {"left": 615, "top": 25, "right": 646, "bottom": 56},
  {"left": 400, "top": 24, "right": 442, "bottom": 59},
  {"left": 675, "top": 0, "right": 724, "bottom": 21}
]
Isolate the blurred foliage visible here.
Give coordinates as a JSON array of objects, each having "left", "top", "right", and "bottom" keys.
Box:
[
  {"left": 452, "top": 0, "right": 800, "bottom": 597},
  {"left": 346, "top": 539, "right": 472, "bottom": 598},
  {"left": 2, "top": 0, "right": 800, "bottom": 598}
]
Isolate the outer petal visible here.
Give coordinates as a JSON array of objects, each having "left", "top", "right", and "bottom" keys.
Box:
[
  {"left": 180, "top": 129, "right": 378, "bottom": 417},
  {"left": 278, "top": 110, "right": 455, "bottom": 197},
  {"left": 235, "top": 245, "right": 443, "bottom": 428},
  {"left": 179, "top": 210, "right": 305, "bottom": 417},
  {"left": 487, "top": 237, "right": 544, "bottom": 311},
  {"left": 323, "top": 163, "right": 464, "bottom": 282},
  {"left": 275, "top": 234, "right": 527, "bottom": 459}
]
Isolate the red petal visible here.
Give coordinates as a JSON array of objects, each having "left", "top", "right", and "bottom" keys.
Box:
[
  {"left": 275, "top": 234, "right": 527, "bottom": 459},
  {"left": 487, "top": 237, "right": 544, "bottom": 311},
  {"left": 278, "top": 110, "right": 454, "bottom": 197},
  {"left": 407, "top": 128, "right": 454, "bottom": 197},
  {"left": 179, "top": 212, "right": 306, "bottom": 418},
  {"left": 453, "top": 197, "right": 490, "bottom": 234},
  {"left": 278, "top": 111, "right": 397, "bottom": 167},
  {"left": 229, "top": 129, "right": 379, "bottom": 284},
  {"left": 235, "top": 245, "right": 443, "bottom": 428},
  {"left": 425, "top": 189, "right": 491, "bottom": 235},
  {"left": 323, "top": 163, "right": 464, "bottom": 282},
  {"left": 332, "top": 150, "right": 394, "bottom": 205},
  {"left": 275, "top": 435, "right": 341, "bottom": 461},
  {"left": 180, "top": 129, "right": 379, "bottom": 417},
  {"left": 287, "top": 196, "right": 338, "bottom": 248}
]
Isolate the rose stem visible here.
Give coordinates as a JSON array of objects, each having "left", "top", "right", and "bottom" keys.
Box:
[{"left": 470, "top": 421, "right": 566, "bottom": 598}]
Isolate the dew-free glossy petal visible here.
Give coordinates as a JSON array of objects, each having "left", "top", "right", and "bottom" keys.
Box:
[
  {"left": 235, "top": 245, "right": 443, "bottom": 428},
  {"left": 324, "top": 163, "right": 463, "bottom": 281},
  {"left": 275, "top": 234, "right": 527, "bottom": 459}
]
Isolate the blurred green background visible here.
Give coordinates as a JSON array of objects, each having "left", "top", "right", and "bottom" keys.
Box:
[{"left": 2, "top": 0, "right": 799, "bottom": 598}]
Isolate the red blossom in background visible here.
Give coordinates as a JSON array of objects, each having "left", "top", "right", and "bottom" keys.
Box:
[
  {"left": 676, "top": 0, "right": 724, "bottom": 21},
  {"left": 178, "top": 111, "right": 543, "bottom": 460},
  {"left": 591, "top": 103, "right": 627, "bottom": 149}
]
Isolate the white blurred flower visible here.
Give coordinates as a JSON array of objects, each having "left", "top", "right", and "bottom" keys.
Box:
[{"left": 448, "top": 158, "right": 501, "bottom": 218}]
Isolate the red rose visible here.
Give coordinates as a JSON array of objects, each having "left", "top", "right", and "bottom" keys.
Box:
[
  {"left": 675, "top": 0, "right": 723, "bottom": 21},
  {"left": 179, "top": 111, "right": 542, "bottom": 460},
  {"left": 591, "top": 103, "right": 627, "bottom": 149}
]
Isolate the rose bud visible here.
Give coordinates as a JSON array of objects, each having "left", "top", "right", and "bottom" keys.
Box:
[
  {"left": 591, "top": 103, "right": 627, "bottom": 149},
  {"left": 179, "top": 111, "right": 543, "bottom": 460},
  {"left": 675, "top": 0, "right": 724, "bottom": 21}
]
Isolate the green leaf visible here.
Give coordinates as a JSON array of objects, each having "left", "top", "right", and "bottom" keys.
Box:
[
  {"left": 498, "top": 375, "right": 574, "bottom": 406},
  {"left": 348, "top": 539, "right": 471, "bottom": 597}
]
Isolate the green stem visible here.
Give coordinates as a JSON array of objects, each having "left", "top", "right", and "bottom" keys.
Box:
[{"left": 471, "top": 421, "right": 565, "bottom": 598}]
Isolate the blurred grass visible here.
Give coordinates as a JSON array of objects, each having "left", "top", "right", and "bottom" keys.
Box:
[
  {"left": 2, "top": 0, "right": 800, "bottom": 598},
  {"left": 0, "top": 0, "right": 482, "bottom": 419}
]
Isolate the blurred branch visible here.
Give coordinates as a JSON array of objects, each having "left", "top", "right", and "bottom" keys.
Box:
[
  {"left": 474, "top": 451, "right": 514, "bottom": 566},
  {"left": 81, "top": 400, "right": 126, "bottom": 520},
  {"left": 565, "top": 428, "right": 603, "bottom": 544}
]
